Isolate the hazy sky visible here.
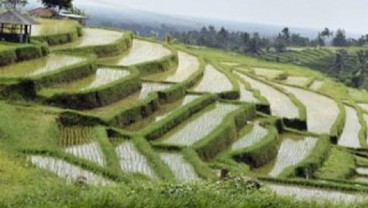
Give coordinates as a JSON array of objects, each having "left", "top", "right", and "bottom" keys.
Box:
[{"left": 80, "top": 0, "right": 368, "bottom": 34}]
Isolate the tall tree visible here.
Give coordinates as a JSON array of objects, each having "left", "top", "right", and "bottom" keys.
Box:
[
  {"left": 245, "top": 33, "right": 262, "bottom": 54},
  {"left": 41, "top": 0, "right": 72, "bottom": 12},
  {"left": 332, "top": 29, "right": 347, "bottom": 47},
  {"left": 353, "top": 50, "right": 368, "bottom": 87},
  {"left": 0, "top": 0, "right": 27, "bottom": 9},
  {"left": 321, "top": 28, "right": 333, "bottom": 38},
  {"left": 281, "top": 27, "right": 290, "bottom": 42}
]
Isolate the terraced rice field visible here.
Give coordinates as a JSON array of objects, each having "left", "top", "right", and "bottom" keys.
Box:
[
  {"left": 192, "top": 65, "right": 233, "bottom": 93},
  {"left": 103, "top": 40, "right": 171, "bottom": 66},
  {"left": 115, "top": 142, "right": 156, "bottom": 178},
  {"left": 231, "top": 123, "right": 268, "bottom": 151},
  {"left": 338, "top": 106, "right": 361, "bottom": 148},
  {"left": 268, "top": 136, "right": 317, "bottom": 177},
  {"left": 29, "top": 156, "right": 109, "bottom": 185},
  {"left": 162, "top": 51, "right": 200, "bottom": 82},
  {"left": 253, "top": 68, "right": 285, "bottom": 79},
  {"left": 85, "top": 82, "right": 171, "bottom": 115},
  {"left": 284, "top": 76, "right": 311, "bottom": 87},
  {"left": 162, "top": 103, "right": 239, "bottom": 146},
  {"left": 53, "top": 28, "right": 123, "bottom": 49},
  {"left": 60, "top": 127, "right": 94, "bottom": 147},
  {"left": 0, "top": 54, "right": 85, "bottom": 77},
  {"left": 268, "top": 184, "right": 364, "bottom": 203},
  {"left": 281, "top": 85, "right": 339, "bottom": 134},
  {"left": 160, "top": 152, "right": 198, "bottom": 181},
  {"left": 309, "top": 80, "right": 324, "bottom": 91},
  {"left": 235, "top": 71, "right": 299, "bottom": 119},
  {"left": 52, "top": 68, "right": 130, "bottom": 90},
  {"left": 65, "top": 142, "right": 105, "bottom": 166},
  {"left": 238, "top": 84, "right": 259, "bottom": 103}
]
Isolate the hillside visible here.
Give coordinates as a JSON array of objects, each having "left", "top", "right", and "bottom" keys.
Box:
[{"left": 1, "top": 18, "right": 368, "bottom": 207}]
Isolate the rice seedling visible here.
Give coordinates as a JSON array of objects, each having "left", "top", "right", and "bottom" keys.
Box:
[
  {"left": 29, "top": 155, "right": 110, "bottom": 185},
  {"left": 0, "top": 54, "right": 85, "bottom": 77},
  {"left": 268, "top": 183, "right": 364, "bottom": 203},
  {"left": 65, "top": 142, "right": 105, "bottom": 166},
  {"left": 105, "top": 40, "right": 171, "bottom": 66},
  {"left": 235, "top": 71, "right": 299, "bottom": 119},
  {"left": 115, "top": 142, "right": 156, "bottom": 178},
  {"left": 282, "top": 85, "right": 339, "bottom": 134},
  {"left": 162, "top": 103, "right": 239, "bottom": 146},
  {"left": 338, "top": 106, "right": 361, "bottom": 148},
  {"left": 231, "top": 123, "right": 268, "bottom": 151},
  {"left": 60, "top": 127, "right": 105, "bottom": 166},
  {"left": 268, "top": 136, "right": 317, "bottom": 177},
  {"left": 192, "top": 65, "right": 233, "bottom": 93},
  {"left": 284, "top": 76, "right": 311, "bottom": 87},
  {"left": 160, "top": 152, "right": 198, "bottom": 182},
  {"left": 60, "top": 127, "right": 93, "bottom": 147}
]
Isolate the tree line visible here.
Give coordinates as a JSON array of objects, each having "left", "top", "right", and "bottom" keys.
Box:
[
  {"left": 0, "top": 0, "right": 73, "bottom": 12},
  {"left": 172, "top": 26, "right": 368, "bottom": 54}
]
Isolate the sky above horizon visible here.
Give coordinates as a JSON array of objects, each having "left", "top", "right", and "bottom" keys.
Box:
[{"left": 78, "top": 0, "right": 368, "bottom": 34}]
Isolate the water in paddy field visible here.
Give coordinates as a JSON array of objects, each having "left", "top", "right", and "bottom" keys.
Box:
[
  {"left": 254, "top": 134, "right": 317, "bottom": 177},
  {"left": 99, "top": 40, "right": 171, "bottom": 66},
  {"left": 50, "top": 68, "right": 130, "bottom": 91},
  {"left": 161, "top": 103, "right": 239, "bottom": 146},
  {"left": 29, "top": 156, "right": 110, "bottom": 186},
  {"left": 268, "top": 183, "right": 364, "bottom": 203},
  {"left": 192, "top": 65, "right": 233, "bottom": 93},
  {"left": 115, "top": 142, "right": 156, "bottom": 178},
  {"left": 144, "top": 51, "right": 200, "bottom": 83},
  {"left": 0, "top": 54, "right": 86, "bottom": 77},
  {"left": 160, "top": 152, "right": 199, "bottom": 182},
  {"left": 235, "top": 71, "right": 299, "bottom": 119},
  {"left": 281, "top": 84, "right": 339, "bottom": 134},
  {"left": 231, "top": 122, "right": 268, "bottom": 151}
]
